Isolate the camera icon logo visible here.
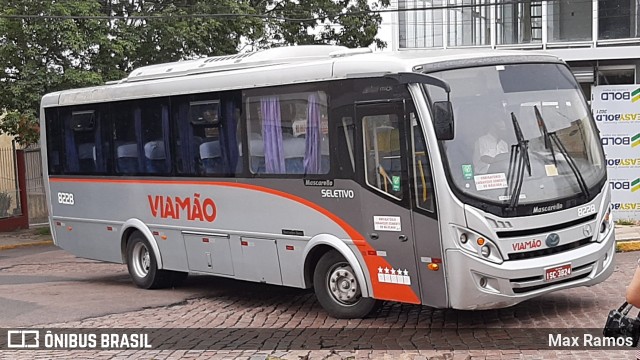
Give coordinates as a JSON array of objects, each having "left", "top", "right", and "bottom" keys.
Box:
[{"left": 7, "top": 330, "right": 40, "bottom": 349}]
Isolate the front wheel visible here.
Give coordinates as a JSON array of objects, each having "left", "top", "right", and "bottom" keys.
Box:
[
  {"left": 126, "top": 233, "right": 187, "bottom": 289},
  {"left": 313, "top": 250, "right": 380, "bottom": 319}
]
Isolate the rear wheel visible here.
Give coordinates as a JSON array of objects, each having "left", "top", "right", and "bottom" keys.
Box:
[
  {"left": 126, "top": 232, "right": 187, "bottom": 289},
  {"left": 313, "top": 250, "right": 379, "bottom": 318}
]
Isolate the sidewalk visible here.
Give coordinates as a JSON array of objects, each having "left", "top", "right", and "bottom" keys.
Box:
[{"left": 0, "top": 227, "right": 54, "bottom": 251}]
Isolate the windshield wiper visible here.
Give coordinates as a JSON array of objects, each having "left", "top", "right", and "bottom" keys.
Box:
[
  {"left": 533, "top": 106, "right": 589, "bottom": 198},
  {"left": 534, "top": 105, "right": 557, "bottom": 165},
  {"left": 505, "top": 112, "right": 531, "bottom": 209}
]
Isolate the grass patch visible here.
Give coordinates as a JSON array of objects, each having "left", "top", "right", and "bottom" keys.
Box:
[
  {"left": 33, "top": 227, "right": 51, "bottom": 236},
  {"left": 616, "top": 219, "right": 638, "bottom": 226},
  {"left": 617, "top": 241, "right": 640, "bottom": 252}
]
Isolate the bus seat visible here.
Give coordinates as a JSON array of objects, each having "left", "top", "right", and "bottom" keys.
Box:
[
  {"left": 117, "top": 143, "right": 139, "bottom": 174},
  {"left": 321, "top": 136, "right": 330, "bottom": 173},
  {"left": 249, "top": 137, "right": 265, "bottom": 173},
  {"left": 144, "top": 141, "right": 167, "bottom": 174},
  {"left": 200, "top": 141, "right": 223, "bottom": 175},
  {"left": 283, "top": 137, "right": 306, "bottom": 174},
  {"left": 77, "top": 143, "right": 96, "bottom": 173}
]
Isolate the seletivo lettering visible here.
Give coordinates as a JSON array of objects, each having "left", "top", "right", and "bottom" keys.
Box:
[{"left": 321, "top": 189, "right": 355, "bottom": 199}]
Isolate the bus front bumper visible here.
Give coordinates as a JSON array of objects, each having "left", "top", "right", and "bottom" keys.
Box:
[{"left": 444, "top": 228, "right": 616, "bottom": 310}]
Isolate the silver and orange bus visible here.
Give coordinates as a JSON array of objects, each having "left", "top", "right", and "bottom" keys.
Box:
[{"left": 41, "top": 46, "right": 615, "bottom": 318}]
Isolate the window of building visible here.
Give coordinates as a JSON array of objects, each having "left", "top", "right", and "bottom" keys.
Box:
[
  {"left": 447, "top": 0, "right": 491, "bottom": 47},
  {"left": 599, "top": 0, "right": 640, "bottom": 40},
  {"left": 598, "top": 66, "right": 636, "bottom": 85},
  {"left": 244, "top": 90, "right": 330, "bottom": 175},
  {"left": 497, "top": 1, "right": 542, "bottom": 45},
  {"left": 399, "top": 0, "right": 444, "bottom": 48},
  {"left": 547, "top": 0, "right": 593, "bottom": 42}
]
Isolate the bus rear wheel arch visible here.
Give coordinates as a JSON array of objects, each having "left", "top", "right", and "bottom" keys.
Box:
[
  {"left": 125, "top": 231, "right": 187, "bottom": 289},
  {"left": 313, "top": 250, "right": 380, "bottom": 318}
]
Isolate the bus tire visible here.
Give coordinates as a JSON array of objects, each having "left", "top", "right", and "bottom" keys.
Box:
[
  {"left": 313, "top": 250, "right": 379, "bottom": 319},
  {"left": 126, "top": 233, "right": 172, "bottom": 289}
]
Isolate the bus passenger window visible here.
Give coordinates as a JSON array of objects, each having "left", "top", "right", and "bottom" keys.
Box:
[
  {"left": 45, "top": 108, "right": 63, "bottom": 175},
  {"left": 244, "top": 90, "right": 329, "bottom": 175},
  {"left": 363, "top": 114, "right": 402, "bottom": 199},
  {"left": 60, "top": 109, "right": 109, "bottom": 174},
  {"left": 174, "top": 96, "right": 240, "bottom": 177}
]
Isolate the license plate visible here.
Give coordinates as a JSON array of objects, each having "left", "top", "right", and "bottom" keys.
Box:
[{"left": 545, "top": 263, "right": 572, "bottom": 282}]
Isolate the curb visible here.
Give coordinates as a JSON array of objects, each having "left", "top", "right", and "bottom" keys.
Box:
[
  {"left": 616, "top": 240, "right": 640, "bottom": 252},
  {"left": 0, "top": 240, "right": 54, "bottom": 251}
]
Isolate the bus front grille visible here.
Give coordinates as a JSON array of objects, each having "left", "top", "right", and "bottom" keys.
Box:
[
  {"left": 507, "top": 237, "right": 592, "bottom": 260},
  {"left": 511, "top": 273, "right": 591, "bottom": 294},
  {"left": 510, "top": 261, "right": 595, "bottom": 294}
]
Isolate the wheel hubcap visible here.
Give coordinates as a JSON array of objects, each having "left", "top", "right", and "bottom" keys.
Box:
[
  {"left": 132, "top": 242, "right": 150, "bottom": 278},
  {"left": 327, "top": 263, "right": 360, "bottom": 305}
]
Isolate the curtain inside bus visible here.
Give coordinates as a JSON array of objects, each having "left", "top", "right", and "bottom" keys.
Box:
[{"left": 261, "top": 96, "right": 286, "bottom": 174}]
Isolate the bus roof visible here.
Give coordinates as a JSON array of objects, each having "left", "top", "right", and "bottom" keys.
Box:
[{"left": 42, "top": 46, "right": 564, "bottom": 108}]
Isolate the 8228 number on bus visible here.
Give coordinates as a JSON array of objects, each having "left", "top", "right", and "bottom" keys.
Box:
[{"left": 57, "top": 192, "right": 75, "bottom": 205}]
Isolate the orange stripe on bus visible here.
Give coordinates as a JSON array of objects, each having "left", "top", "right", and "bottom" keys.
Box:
[{"left": 49, "top": 177, "right": 421, "bottom": 304}]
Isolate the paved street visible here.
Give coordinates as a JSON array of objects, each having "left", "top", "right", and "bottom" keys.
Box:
[{"left": 0, "top": 244, "right": 637, "bottom": 359}]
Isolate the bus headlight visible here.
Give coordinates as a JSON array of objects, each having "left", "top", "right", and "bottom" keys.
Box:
[
  {"left": 452, "top": 225, "right": 503, "bottom": 264},
  {"left": 598, "top": 207, "right": 613, "bottom": 240},
  {"left": 481, "top": 245, "right": 491, "bottom": 257}
]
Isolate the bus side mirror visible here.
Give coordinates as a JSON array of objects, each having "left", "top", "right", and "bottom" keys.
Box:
[{"left": 433, "top": 101, "right": 454, "bottom": 140}]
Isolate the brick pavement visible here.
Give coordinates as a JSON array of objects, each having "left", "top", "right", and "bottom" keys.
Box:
[{"left": 1, "top": 248, "right": 640, "bottom": 359}]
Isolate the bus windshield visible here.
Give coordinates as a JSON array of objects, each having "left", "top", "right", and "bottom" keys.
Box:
[{"left": 426, "top": 63, "right": 606, "bottom": 210}]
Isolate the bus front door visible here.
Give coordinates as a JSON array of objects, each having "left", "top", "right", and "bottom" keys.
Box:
[{"left": 356, "top": 100, "right": 422, "bottom": 304}]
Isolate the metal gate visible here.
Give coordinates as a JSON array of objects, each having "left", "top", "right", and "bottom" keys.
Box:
[
  {"left": 0, "top": 145, "right": 21, "bottom": 219},
  {"left": 24, "top": 146, "right": 48, "bottom": 225}
]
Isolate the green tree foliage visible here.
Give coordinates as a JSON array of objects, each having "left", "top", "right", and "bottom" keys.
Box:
[
  {"left": 250, "top": 0, "right": 390, "bottom": 49},
  {"left": 0, "top": 0, "right": 389, "bottom": 146},
  {"left": 0, "top": 0, "right": 106, "bottom": 145}
]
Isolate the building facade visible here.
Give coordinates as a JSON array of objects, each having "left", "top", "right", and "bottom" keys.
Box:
[{"left": 386, "top": 0, "right": 640, "bottom": 99}]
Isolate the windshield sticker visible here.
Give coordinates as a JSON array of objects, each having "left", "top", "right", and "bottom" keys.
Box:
[
  {"left": 462, "top": 164, "right": 474, "bottom": 180},
  {"left": 374, "top": 216, "right": 402, "bottom": 232},
  {"left": 545, "top": 164, "right": 559, "bottom": 177},
  {"left": 392, "top": 176, "right": 401, "bottom": 192},
  {"left": 498, "top": 194, "right": 526, "bottom": 201},
  {"left": 474, "top": 173, "right": 508, "bottom": 191}
]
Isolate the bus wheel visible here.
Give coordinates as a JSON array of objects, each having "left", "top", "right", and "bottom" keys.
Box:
[
  {"left": 313, "top": 250, "right": 379, "bottom": 319},
  {"left": 126, "top": 233, "right": 172, "bottom": 289}
]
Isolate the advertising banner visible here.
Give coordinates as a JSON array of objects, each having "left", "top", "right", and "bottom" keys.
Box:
[{"left": 591, "top": 85, "right": 640, "bottom": 221}]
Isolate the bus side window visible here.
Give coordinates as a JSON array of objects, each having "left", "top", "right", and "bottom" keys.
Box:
[
  {"left": 336, "top": 116, "right": 355, "bottom": 175},
  {"left": 45, "top": 108, "right": 63, "bottom": 175},
  {"left": 244, "top": 90, "right": 330, "bottom": 176},
  {"left": 141, "top": 102, "right": 170, "bottom": 175},
  {"left": 60, "top": 108, "right": 109, "bottom": 175}
]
